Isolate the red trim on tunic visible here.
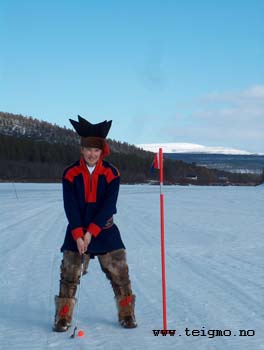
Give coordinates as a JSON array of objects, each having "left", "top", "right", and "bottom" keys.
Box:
[
  {"left": 72, "top": 227, "right": 84, "bottom": 240},
  {"left": 66, "top": 158, "right": 119, "bottom": 205},
  {"left": 104, "top": 166, "right": 119, "bottom": 183},
  {"left": 64, "top": 165, "right": 82, "bottom": 183},
  {"left": 80, "top": 158, "right": 90, "bottom": 203},
  {"left": 90, "top": 168, "right": 99, "bottom": 202},
  {"left": 87, "top": 222, "right": 101, "bottom": 237},
  {"left": 80, "top": 158, "right": 99, "bottom": 203}
]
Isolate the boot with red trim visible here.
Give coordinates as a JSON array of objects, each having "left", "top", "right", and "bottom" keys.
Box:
[
  {"left": 116, "top": 295, "right": 137, "bottom": 328},
  {"left": 53, "top": 296, "right": 76, "bottom": 332}
]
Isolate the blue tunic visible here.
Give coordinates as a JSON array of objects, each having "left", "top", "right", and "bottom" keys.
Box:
[{"left": 61, "top": 157, "right": 125, "bottom": 254}]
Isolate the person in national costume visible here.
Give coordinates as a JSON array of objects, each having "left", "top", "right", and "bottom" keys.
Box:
[{"left": 53, "top": 115, "right": 137, "bottom": 332}]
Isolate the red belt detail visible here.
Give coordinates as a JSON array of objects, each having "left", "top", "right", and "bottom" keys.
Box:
[{"left": 103, "top": 217, "right": 113, "bottom": 229}]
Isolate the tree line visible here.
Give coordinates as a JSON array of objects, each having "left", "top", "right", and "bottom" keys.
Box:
[
  {"left": 0, "top": 134, "right": 262, "bottom": 185},
  {"left": 0, "top": 112, "right": 262, "bottom": 185}
]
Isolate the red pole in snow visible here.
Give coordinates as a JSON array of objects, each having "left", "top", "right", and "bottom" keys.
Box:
[{"left": 159, "top": 148, "right": 167, "bottom": 330}]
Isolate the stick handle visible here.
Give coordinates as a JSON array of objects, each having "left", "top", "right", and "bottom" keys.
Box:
[{"left": 70, "top": 254, "right": 84, "bottom": 338}]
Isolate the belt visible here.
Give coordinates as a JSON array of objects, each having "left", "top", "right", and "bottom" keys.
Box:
[{"left": 103, "top": 216, "right": 114, "bottom": 229}]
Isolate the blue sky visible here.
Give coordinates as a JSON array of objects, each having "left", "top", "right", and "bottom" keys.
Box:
[{"left": 0, "top": 0, "right": 264, "bottom": 153}]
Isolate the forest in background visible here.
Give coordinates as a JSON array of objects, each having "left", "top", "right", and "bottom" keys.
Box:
[{"left": 0, "top": 112, "right": 263, "bottom": 185}]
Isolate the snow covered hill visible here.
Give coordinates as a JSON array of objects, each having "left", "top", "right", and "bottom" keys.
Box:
[
  {"left": 137, "top": 142, "right": 255, "bottom": 155},
  {"left": 0, "top": 183, "right": 263, "bottom": 350}
]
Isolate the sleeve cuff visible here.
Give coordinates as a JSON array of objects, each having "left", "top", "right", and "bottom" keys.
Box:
[
  {"left": 71, "top": 227, "right": 84, "bottom": 241},
  {"left": 87, "top": 223, "right": 102, "bottom": 237}
]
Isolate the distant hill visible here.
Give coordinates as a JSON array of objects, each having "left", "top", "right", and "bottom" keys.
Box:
[
  {"left": 164, "top": 153, "right": 264, "bottom": 174},
  {"left": 138, "top": 143, "right": 264, "bottom": 174},
  {"left": 0, "top": 112, "right": 263, "bottom": 186},
  {"left": 137, "top": 142, "right": 255, "bottom": 155}
]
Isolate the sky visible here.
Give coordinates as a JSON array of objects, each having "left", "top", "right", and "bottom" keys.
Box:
[{"left": 0, "top": 0, "right": 264, "bottom": 153}]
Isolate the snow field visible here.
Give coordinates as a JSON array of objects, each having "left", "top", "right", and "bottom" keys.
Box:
[{"left": 0, "top": 183, "right": 263, "bottom": 350}]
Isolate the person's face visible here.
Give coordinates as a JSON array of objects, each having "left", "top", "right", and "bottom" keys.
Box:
[{"left": 81, "top": 147, "right": 102, "bottom": 166}]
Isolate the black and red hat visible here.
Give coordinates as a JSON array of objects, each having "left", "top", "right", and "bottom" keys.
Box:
[{"left": 69, "top": 115, "right": 112, "bottom": 156}]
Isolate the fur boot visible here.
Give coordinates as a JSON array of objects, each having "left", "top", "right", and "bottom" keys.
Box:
[
  {"left": 53, "top": 296, "right": 76, "bottom": 332},
  {"left": 116, "top": 295, "right": 137, "bottom": 328}
]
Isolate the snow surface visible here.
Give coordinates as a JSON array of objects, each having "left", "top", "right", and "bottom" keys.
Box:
[
  {"left": 0, "top": 183, "right": 263, "bottom": 350},
  {"left": 137, "top": 142, "right": 255, "bottom": 155}
]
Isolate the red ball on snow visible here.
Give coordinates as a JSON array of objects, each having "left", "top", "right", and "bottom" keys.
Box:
[{"left": 77, "top": 330, "right": 85, "bottom": 337}]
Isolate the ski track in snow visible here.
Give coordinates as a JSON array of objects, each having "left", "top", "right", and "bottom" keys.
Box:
[{"left": 0, "top": 183, "right": 264, "bottom": 350}]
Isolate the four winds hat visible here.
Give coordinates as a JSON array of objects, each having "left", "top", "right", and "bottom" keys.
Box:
[{"left": 69, "top": 115, "right": 112, "bottom": 156}]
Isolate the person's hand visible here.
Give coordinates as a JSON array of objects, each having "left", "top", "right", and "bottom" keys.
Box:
[
  {"left": 76, "top": 237, "right": 85, "bottom": 255},
  {"left": 76, "top": 232, "right": 92, "bottom": 255},
  {"left": 83, "top": 232, "right": 92, "bottom": 252}
]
